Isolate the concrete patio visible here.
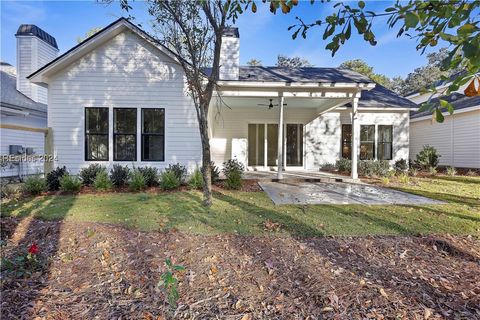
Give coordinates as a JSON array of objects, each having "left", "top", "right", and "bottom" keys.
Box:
[
  {"left": 259, "top": 180, "right": 444, "bottom": 205},
  {"left": 244, "top": 170, "right": 358, "bottom": 183}
]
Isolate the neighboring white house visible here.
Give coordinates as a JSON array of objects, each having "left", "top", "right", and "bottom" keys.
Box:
[
  {"left": 407, "top": 82, "right": 480, "bottom": 169},
  {"left": 0, "top": 25, "right": 59, "bottom": 180},
  {"left": 28, "top": 18, "right": 417, "bottom": 180}
]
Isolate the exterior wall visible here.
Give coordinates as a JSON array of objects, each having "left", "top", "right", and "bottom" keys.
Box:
[
  {"left": 0, "top": 114, "right": 46, "bottom": 178},
  {"left": 210, "top": 106, "right": 410, "bottom": 169},
  {"left": 410, "top": 109, "right": 480, "bottom": 168},
  {"left": 16, "top": 36, "right": 58, "bottom": 104},
  {"left": 47, "top": 30, "right": 201, "bottom": 174}
]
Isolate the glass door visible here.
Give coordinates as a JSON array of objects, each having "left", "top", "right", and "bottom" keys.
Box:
[
  {"left": 267, "top": 124, "right": 278, "bottom": 166},
  {"left": 248, "top": 124, "right": 265, "bottom": 166},
  {"left": 286, "top": 124, "right": 303, "bottom": 166}
]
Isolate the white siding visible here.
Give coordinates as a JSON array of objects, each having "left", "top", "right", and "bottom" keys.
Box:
[
  {"left": 219, "top": 35, "right": 239, "bottom": 80},
  {"left": 0, "top": 115, "right": 46, "bottom": 178},
  {"left": 210, "top": 107, "right": 410, "bottom": 169},
  {"left": 410, "top": 109, "right": 480, "bottom": 168},
  {"left": 47, "top": 30, "right": 201, "bottom": 174}
]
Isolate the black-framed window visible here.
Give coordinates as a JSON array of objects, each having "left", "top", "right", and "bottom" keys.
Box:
[
  {"left": 360, "top": 125, "right": 375, "bottom": 160},
  {"left": 141, "top": 108, "right": 165, "bottom": 161},
  {"left": 85, "top": 107, "right": 109, "bottom": 161},
  {"left": 114, "top": 108, "right": 137, "bottom": 161},
  {"left": 341, "top": 124, "right": 352, "bottom": 159},
  {"left": 378, "top": 125, "right": 393, "bottom": 160}
]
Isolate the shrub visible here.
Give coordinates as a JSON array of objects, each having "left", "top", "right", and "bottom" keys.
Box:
[
  {"left": 429, "top": 166, "right": 438, "bottom": 176},
  {"left": 138, "top": 166, "right": 158, "bottom": 187},
  {"left": 222, "top": 159, "right": 244, "bottom": 190},
  {"left": 358, "top": 160, "right": 390, "bottom": 177},
  {"left": 398, "top": 173, "right": 410, "bottom": 184},
  {"left": 166, "top": 163, "right": 187, "bottom": 185},
  {"left": 409, "top": 168, "right": 419, "bottom": 177},
  {"left": 446, "top": 166, "right": 457, "bottom": 176},
  {"left": 381, "top": 177, "right": 390, "bottom": 185},
  {"left": 129, "top": 169, "right": 146, "bottom": 191},
  {"left": 201, "top": 161, "right": 220, "bottom": 184},
  {"left": 93, "top": 170, "right": 112, "bottom": 191},
  {"left": 79, "top": 164, "right": 106, "bottom": 186},
  {"left": 335, "top": 159, "right": 351, "bottom": 173},
  {"left": 110, "top": 164, "right": 130, "bottom": 187},
  {"left": 46, "top": 166, "right": 67, "bottom": 191},
  {"left": 466, "top": 170, "right": 477, "bottom": 176},
  {"left": 59, "top": 174, "right": 82, "bottom": 193},
  {"left": 415, "top": 145, "right": 440, "bottom": 170},
  {"left": 160, "top": 170, "right": 180, "bottom": 190},
  {"left": 394, "top": 159, "right": 408, "bottom": 173},
  {"left": 188, "top": 168, "right": 204, "bottom": 189},
  {"left": 23, "top": 175, "right": 46, "bottom": 196}
]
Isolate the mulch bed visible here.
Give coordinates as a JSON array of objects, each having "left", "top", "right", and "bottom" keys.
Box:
[{"left": 1, "top": 218, "right": 479, "bottom": 319}]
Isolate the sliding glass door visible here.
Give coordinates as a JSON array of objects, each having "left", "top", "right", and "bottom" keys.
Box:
[
  {"left": 248, "top": 124, "right": 265, "bottom": 166},
  {"left": 286, "top": 124, "right": 303, "bottom": 166}
]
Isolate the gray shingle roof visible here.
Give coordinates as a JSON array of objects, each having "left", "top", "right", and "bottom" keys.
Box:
[
  {"left": 16, "top": 24, "right": 58, "bottom": 49},
  {"left": 352, "top": 84, "right": 418, "bottom": 109},
  {"left": 410, "top": 92, "right": 480, "bottom": 119},
  {"left": 0, "top": 62, "right": 47, "bottom": 113}
]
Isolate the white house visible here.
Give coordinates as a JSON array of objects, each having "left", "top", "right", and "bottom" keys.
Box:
[
  {"left": 407, "top": 82, "right": 480, "bottom": 169},
  {"left": 0, "top": 25, "right": 58, "bottom": 180},
  {"left": 27, "top": 18, "right": 417, "bottom": 180}
]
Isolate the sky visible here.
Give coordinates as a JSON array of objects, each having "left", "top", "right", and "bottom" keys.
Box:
[{"left": 1, "top": 0, "right": 441, "bottom": 78}]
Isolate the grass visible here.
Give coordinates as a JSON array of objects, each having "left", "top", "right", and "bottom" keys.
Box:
[{"left": 2, "top": 176, "right": 479, "bottom": 237}]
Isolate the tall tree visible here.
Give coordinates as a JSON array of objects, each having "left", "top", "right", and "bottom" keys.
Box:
[
  {"left": 246, "top": 58, "right": 262, "bottom": 66},
  {"left": 76, "top": 27, "right": 102, "bottom": 43},
  {"left": 276, "top": 54, "right": 312, "bottom": 67},
  {"left": 339, "top": 59, "right": 393, "bottom": 89}
]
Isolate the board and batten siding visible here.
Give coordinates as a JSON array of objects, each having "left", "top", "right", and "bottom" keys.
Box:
[
  {"left": 47, "top": 30, "right": 201, "bottom": 174},
  {"left": 410, "top": 109, "right": 480, "bottom": 168},
  {"left": 210, "top": 107, "right": 409, "bottom": 169}
]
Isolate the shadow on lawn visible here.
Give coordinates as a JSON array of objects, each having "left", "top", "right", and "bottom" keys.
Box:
[
  {"left": 391, "top": 186, "right": 480, "bottom": 207},
  {"left": 1, "top": 195, "right": 76, "bottom": 318},
  {"left": 433, "top": 175, "right": 480, "bottom": 185}
]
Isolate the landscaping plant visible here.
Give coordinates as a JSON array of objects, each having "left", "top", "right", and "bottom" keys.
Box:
[
  {"left": 222, "top": 159, "right": 244, "bottom": 190},
  {"left": 59, "top": 174, "right": 82, "bottom": 193},
  {"left": 415, "top": 145, "right": 440, "bottom": 170},
  {"left": 158, "top": 258, "right": 185, "bottom": 310},
  {"left": 398, "top": 173, "right": 410, "bottom": 184},
  {"left": 93, "top": 170, "right": 113, "bottom": 191},
  {"left": 1, "top": 243, "right": 43, "bottom": 277},
  {"left": 23, "top": 175, "right": 46, "bottom": 196},
  {"left": 138, "top": 166, "right": 159, "bottom": 187},
  {"left": 188, "top": 168, "right": 204, "bottom": 190},
  {"left": 110, "top": 164, "right": 130, "bottom": 187},
  {"left": 335, "top": 159, "right": 351, "bottom": 173},
  {"left": 394, "top": 159, "right": 408, "bottom": 173},
  {"left": 160, "top": 170, "right": 180, "bottom": 190},
  {"left": 446, "top": 167, "right": 457, "bottom": 176},
  {"left": 409, "top": 168, "right": 419, "bottom": 177},
  {"left": 129, "top": 169, "right": 146, "bottom": 191},
  {"left": 46, "top": 166, "right": 67, "bottom": 191},
  {"left": 166, "top": 163, "right": 187, "bottom": 185},
  {"left": 79, "top": 164, "right": 106, "bottom": 186},
  {"left": 429, "top": 166, "right": 438, "bottom": 176}
]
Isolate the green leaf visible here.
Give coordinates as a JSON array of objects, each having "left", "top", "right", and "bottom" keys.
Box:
[
  {"left": 404, "top": 12, "right": 419, "bottom": 28},
  {"left": 165, "top": 258, "right": 172, "bottom": 267},
  {"left": 251, "top": 2, "right": 257, "bottom": 13},
  {"left": 174, "top": 265, "right": 186, "bottom": 271},
  {"left": 345, "top": 21, "right": 352, "bottom": 39},
  {"left": 435, "top": 108, "right": 445, "bottom": 123},
  {"left": 358, "top": 1, "right": 365, "bottom": 9},
  {"left": 440, "top": 99, "right": 454, "bottom": 115},
  {"left": 385, "top": 7, "right": 396, "bottom": 12},
  {"left": 457, "top": 23, "right": 476, "bottom": 35},
  {"left": 419, "top": 102, "right": 433, "bottom": 112}
]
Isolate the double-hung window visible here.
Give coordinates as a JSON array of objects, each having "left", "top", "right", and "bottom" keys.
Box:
[
  {"left": 142, "top": 108, "right": 165, "bottom": 161},
  {"left": 341, "top": 124, "right": 352, "bottom": 159},
  {"left": 85, "top": 107, "right": 109, "bottom": 161},
  {"left": 360, "top": 125, "right": 375, "bottom": 160},
  {"left": 377, "top": 125, "right": 393, "bottom": 160},
  {"left": 114, "top": 108, "right": 137, "bottom": 161}
]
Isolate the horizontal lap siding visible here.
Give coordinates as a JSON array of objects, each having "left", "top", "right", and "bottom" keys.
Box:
[
  {"left": 48, "top": 31, "right": 201, "bottom": 174},
  {"left": 453, "top": 110, "right": 480, "bottom": 168}
]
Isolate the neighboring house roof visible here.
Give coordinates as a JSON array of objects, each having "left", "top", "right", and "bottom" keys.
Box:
[
  {"left": 16, "top": 24, "right": 58, "bottom": 49},
  {"left": 0, "top": 62, "right": 47, "bottom": 113},
  {"left": 404, "top": 71, "right": 467, "bottom": 97},
  {"left": 410, "top": 92, "right": 480, "bottom": 119}
]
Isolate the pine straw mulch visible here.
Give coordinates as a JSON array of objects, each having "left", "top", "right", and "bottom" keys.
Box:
[{"left": 1, "top": 217, "right": 479, "bottom": 319}]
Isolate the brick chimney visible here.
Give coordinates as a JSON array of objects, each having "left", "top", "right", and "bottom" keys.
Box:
[{"left": 219, "top": 27, "right": 239, "bottom": 80}]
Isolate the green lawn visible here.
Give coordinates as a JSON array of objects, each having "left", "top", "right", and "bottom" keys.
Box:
[{"left": 2, "top": 176, "right": 479, "bottom": 236}]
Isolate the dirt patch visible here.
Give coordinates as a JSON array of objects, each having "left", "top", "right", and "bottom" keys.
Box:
[{"left": 1, "top": 218, "right": 479, "bottom": 319}]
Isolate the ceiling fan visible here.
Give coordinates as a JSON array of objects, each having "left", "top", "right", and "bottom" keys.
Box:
[{"left": 257, "top": 99, "right": 287, "bottom": 109}]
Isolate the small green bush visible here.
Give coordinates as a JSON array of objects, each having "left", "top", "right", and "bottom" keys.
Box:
[
  {"left": 188, "top": 168, "right": 204, "bottom": 189},
  {"left": 429, "top": 166, "right": 438, "bottom": 176},
  {"left": 93, "top": 170, "right": 113, "bottom": 191},
  {"left": 138, "top": 166, "right": 158, "bottom": 187},
  {"left": 59, "top": 174, "right": 82, "bottom": 193},
  {"left": 381, "top": 177, "right": 390, "bottom": 185},
  {"left": 225, "top": 171, "right": 242, "bottom": 189},
  {"left": 166, "top": 163, "right": 187, "bottom": 185},
  {"left": 335, "top": 159, "right": 351, "bottom": 173},
  {"left": 409, "top": 168, "right": 419, "bottom": 177},
  {"left": 415, "top": 145, "right": 440, "bottom": 170},
  {"left": 46, "top": 166, "right": 67, "bottom": 191},
  {"left": 79, "top": 164, "right": 106, "bottom": 186},
  {"left": 160, "top": 170, "right": 180, "bottom": 190},
  {"left": 398, "top": 173, "right": 410, "bottom": 184},
  {"left": 394, "top": 159, "right": 408, "bottom": 173},
  {"left": 466, "top": 170, "right": 477, "bottom": 176},
  {"left": 446, "top": 166, "right": 457, "bottom": 176},
  {"left": 110, "top": 164, "right": 130, "bottom": 187},
  {"left": 222, "top": 159, "right": 244, "bottom": 190},
  {"left": 23, "top": 175, "right": 46, "bottom": 196},
  {"left": 129, "top": 169, "right": 146, "bottom": 191}
]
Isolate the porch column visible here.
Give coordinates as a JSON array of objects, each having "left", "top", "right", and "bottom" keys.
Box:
[
  {"left": 351, "top": 97, "right": 359, "bottom": 180},
  {"left": 277, "top": 94, "right": 284, "bottom": 179}
]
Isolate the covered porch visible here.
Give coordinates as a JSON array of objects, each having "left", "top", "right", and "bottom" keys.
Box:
[{"left": 211, "top": 80, "right": 376, "bottom": 180}]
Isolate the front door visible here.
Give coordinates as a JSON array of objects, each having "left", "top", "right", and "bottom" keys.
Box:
[{"left": 248, "top": 123, "right": 303, "bottom": 168}]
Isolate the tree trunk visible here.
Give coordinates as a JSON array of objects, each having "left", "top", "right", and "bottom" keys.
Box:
[{"left": 198, "top": 102, "right": 212, "bottom": 207}]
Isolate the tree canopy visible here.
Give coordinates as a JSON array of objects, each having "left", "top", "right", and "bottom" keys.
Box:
[
  {"left": 339, "top": 59, "right": 392, "bottom": 89},
  {"left": 276, "top": 54, "right": 312, "bottom": 67},
  {"left": 246, "top": 58, "right": 262, "bottom": 66},
  {"left": 76, "top": 27, "right": 102, "bottom": 44}
]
